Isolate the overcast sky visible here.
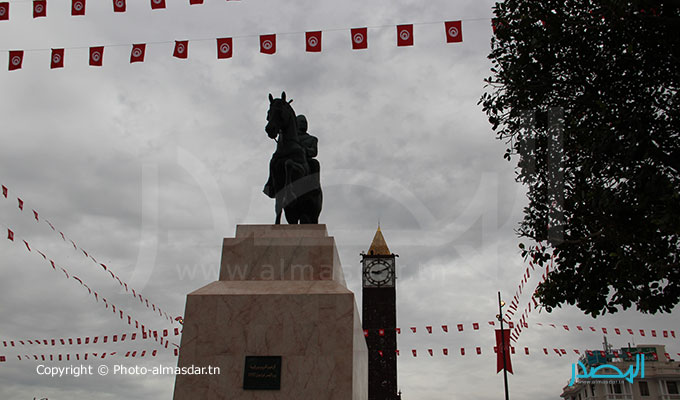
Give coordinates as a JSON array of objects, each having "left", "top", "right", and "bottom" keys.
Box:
[{"left": 1, "top": 0, "right": 678, "bottom": 399}]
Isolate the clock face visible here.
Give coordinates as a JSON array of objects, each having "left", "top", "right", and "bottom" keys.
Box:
[{"left": 363, "top": 258, "right": 394, "bottom": 287}]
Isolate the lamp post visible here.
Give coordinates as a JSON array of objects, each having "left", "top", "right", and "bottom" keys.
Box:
[{"left": 497, "top": 291, "right": 510, "bottom": 400}]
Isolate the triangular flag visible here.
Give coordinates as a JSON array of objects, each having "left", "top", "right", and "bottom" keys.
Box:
[
  {"left": 351, "top": 27, "right": 368, "bottom": 50},
  {"left": 173, "top": 40, "right": 188, "bottom": 59},
  {"left": 217, "top": 38, "right": 233, "bottom": 59},
  {"left": 428, "top": 349, "right": 433, "bottom": 356},
  {"left": 7, "top": 229, "right": 14, "bottom": 241},
  {"left": 33, "top": 0, "right": 46, "bottom": 18},
  {"left": 442, "top": 325, "right": 448, "bottom": 332},
  {"left": 457, "top": 324, "right": 464, "bottom": 331},
  {"left": 473, "top": 323, "right": 479, "bottom": 330},
  {"left": 306, "top": 31, "right": 321, "bottom": 52},
  {"left": 396, "top": 24, "right": 414, "bottom": 47},
  {"left": 426, "top": 326, "right": 432, "bottom": 334},
  {"left": 2, "top": 185, "right": 7, "bottom": 197},
  {"left": 443, "top": 348, "right": 448, "bottom": 356},
  {"left": 260, "top": 34, "right": 276, "bottom": 54},
  {"left": 150, "top": 0, "right": 165, "bottom": 9}
]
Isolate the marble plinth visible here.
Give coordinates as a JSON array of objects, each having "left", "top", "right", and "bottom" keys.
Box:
[{"left": 173, "top": 225, "right": 367, "bottom": 400}]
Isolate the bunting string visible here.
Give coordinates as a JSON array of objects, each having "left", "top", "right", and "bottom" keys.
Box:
[
  {"left": 1, "top": 19, "right": 469, "bottom": 71},
  {"left": 3, "top": 348, "right": 168, "bottom": 363},
  {"left": 1, "top": 183, "right": 175, "bottom": 324},
  {"left": 1, "top": 328, "right": 181, "bottom": 349},
  {"left": 361, "top": 323, "right": 675, "bottom": 341},
  {"left": 507, "top": 244, "right": 557, "bottom": 342},
  {"left": 2, "top": 221, "right": 177, "bottom": 350},
  {"left": 0, "top": 0, "right": 240, "bottom": 22},
  {"left": 3, "top": 347, "right": 678, "bottom": 364},
  {"left": 387, "top": 347, "right": 679, "bottom": 360}
]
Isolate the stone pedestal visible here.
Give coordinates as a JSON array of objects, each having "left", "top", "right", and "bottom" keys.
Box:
[{"left": 173, "top": 225, "right": 368, "bottom": 400}]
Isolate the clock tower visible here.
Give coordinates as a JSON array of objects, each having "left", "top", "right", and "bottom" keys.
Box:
[{"left": 362, "top": 226, "right": 400, "bottom": 400}]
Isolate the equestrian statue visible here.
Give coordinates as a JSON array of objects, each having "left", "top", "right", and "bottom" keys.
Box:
[{"left": 263, "top": 92, "right": 322, "bottom": 224}]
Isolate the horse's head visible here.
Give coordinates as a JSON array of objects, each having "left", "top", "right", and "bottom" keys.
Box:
[{"left": 265, "top": 91, "right": 295, "bottom": 139}]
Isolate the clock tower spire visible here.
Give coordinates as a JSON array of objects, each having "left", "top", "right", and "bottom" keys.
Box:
[{"left": 362, "top": 226, "right": 400, "bottom": 400}]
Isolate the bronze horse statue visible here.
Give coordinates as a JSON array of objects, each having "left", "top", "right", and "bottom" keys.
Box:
[{"left": 264, "top": 92, "right": 322, "bottom": 224}]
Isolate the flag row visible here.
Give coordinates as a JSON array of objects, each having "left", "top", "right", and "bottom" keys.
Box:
[
  {"left": 364, "top": 321, "right": 512, "bottom": 336},
  {"left": 3, "top": 224, "right": 175, "bottom": 345},
  {"left": 534, "top": 323, "right": 676, "bottom": 338},
  {"left": 0, "top": 0, "right": 240, "bottom": 20},
  {"left": 387, "top": 348, "right": 678, "bottom": 359},
  {"left": 4, "top": 348, "right": 677, "bottom": 363},
  {"left": 4, "top": 22, "right": 464, "bottom": 71},
  {"left": 2, "top": 328, "right": 181, "bottom": 349},
  {"left": 2, "top": 348, "right": 172, "bottom": 363},
  {"left": 362, "top": 323, "right": 674, "bottom": 338},
  {"left": 1, "top": 184, "right": 174, "bottom": 324}
]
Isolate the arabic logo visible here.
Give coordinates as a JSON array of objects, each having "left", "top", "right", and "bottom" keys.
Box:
[{"left": 569, "top": 353, "right": 645, "bottom": 386}]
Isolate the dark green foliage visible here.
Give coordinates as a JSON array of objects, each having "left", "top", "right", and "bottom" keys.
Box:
[{"left": 481, "top": 0, "right": 680, "bottom": 316}]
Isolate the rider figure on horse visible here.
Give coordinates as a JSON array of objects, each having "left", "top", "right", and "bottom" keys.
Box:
[{"left": 263, "top": 93, "right": 323, "bottom": 224}]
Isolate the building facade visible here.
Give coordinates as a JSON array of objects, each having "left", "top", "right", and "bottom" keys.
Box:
[{"left": 561, "top": 344, "right": 680, "bottom": 400}]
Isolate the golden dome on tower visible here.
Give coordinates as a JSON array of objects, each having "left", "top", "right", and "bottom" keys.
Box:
[{"left": 367, "top": 226, "right": 391, "bottom": 256}]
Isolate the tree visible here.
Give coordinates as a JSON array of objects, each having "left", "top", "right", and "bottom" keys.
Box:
[{"left": 480, "top": 0, "right": 680, "bottom": 316}]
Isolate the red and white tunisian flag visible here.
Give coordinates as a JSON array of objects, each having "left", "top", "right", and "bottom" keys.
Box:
[
  {"left": 130, "top": 44, "right": 145, "bottom": 63},
  {"left": 71, "top": 0, "right": 85, "bottom": 16},
  {"left": 306, "top": 31, "right": 321, "bottom": 52},
  {"left": 90, "top": 46, "right": 104, "bottom": 67},
  {"left": 495, "top": 329, "right": 513, "bottom": 374},
  {"left": 396, "top": 24, "right": 413, "bottom": 47},
  {"left": 150, "top": 0, "right": 165, "bottom": 10},
  {"left": 89, "top": 46, "right": 103, "bottom": 66},
  {"left": 351, "top": 27, "right": 368, "bottom": 49},
  {"left": 260, "top": 34, "right": 276, "bottom": 54},
  {"left": 173, "top": 40, "right": 188, "bottom": 59},
  {"left": 8, "top": 50, "right": 23, "bottom": 71},
  {"left": 33, "top": 0, "right": 47, "bottom": 18},
  {"left": 51, "top": 48, "right": 64, "bottom": 68},
  {"left": 216, "top": 38, "right": 233, "bottom": 59},
  {"left": 445, "top": 20, "right": 463, "bottom": 43},
  {"left": 113, "top": 0, "right": 125, "bottom": 12},
  {"left": 0, "top": 2, "right": 9, "bottom": 20}
]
